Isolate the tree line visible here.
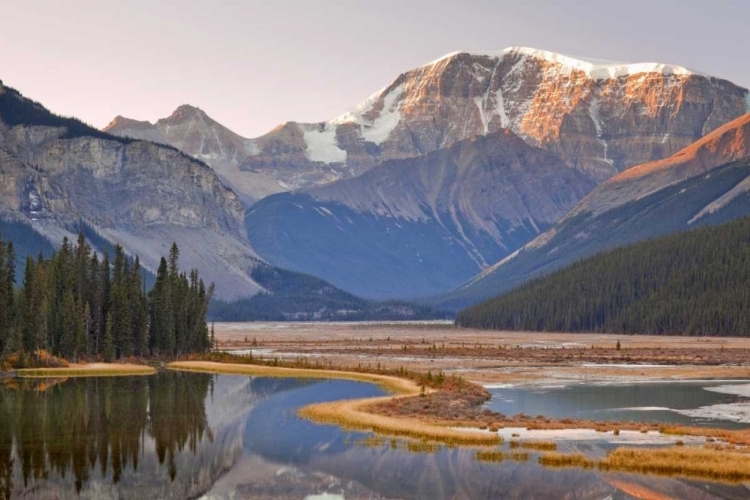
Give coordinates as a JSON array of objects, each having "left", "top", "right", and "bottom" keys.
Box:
[
  {"left": 0, "top": 232, "right": 214, "bottom": 363},
  {"left": 456, "top": 216, "right": 750, "bottom": 336}
]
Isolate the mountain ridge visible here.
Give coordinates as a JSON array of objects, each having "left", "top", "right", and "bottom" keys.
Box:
[
  {"left": 106, "top": 47, "right": 750, "bottom": 204},
  {"left": 436, "top": 113, "right": 750, "bottom": 310},
  {"left": 245, "top": 129, "right": 596, "bottom": 299}
]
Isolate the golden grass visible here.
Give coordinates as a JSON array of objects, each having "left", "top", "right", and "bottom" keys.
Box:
[
  {"left": 16, "top": 363, "right": 155, "bottom": 378},
  {"left": 168, "top": 361, "right": 416, "bottom": 395},
  {"left": 171, "top": 360, "right": 498, "bottom": 445},
  {"left": 509, "top": 440, "right": 558, "bottom": 451},
  {"left": 598, "top": 446, "right": 750, "bottom": 481},
  {"left": 474, "top": 450, "right": 530, "bottom": 463},
  {"left": 299, "top": 397, "right": 501, "bottom": 446},
  {"left": 538, "top": 452, "right": 595, "bottom": 469}
]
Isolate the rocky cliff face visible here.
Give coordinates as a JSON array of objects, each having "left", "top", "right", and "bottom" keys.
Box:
[
  {"left": 105, "top": 106, "right": 277, "bottom": 205},
  {"left": 0, "top": 81, "right": 263, "bottom": 299},
  {"left": 437, "top": 113, "right": 750, "bottom": 311},
  {"left": 108, "top": 47, "right": 750, "bottom": 204},
  {"left": 245, "top": 130, "right": 596, "bottom": 299}
]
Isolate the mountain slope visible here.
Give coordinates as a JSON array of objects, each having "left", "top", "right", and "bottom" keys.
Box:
[
  {"left": 107, "top": 47, "right": 750, "bottom": 204},
  {"left": 456, "top": 215, "right": 750, "bottom": 336},
  {"left": 438, "top": 114, "right": 750, "bottom": 310},
  {"left": 245, "top": 130, "right": 596, "bottom": 299},
  {"left": 105, "top": 106, "right": 279, "bottom": 204},
  {"left": 0, "top": 79, "right": 263, "bottom": 300}
]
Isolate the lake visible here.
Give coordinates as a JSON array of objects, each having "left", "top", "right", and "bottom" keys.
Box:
[{"left": 1, "top": 372, "right": 749, "bottom": 499}]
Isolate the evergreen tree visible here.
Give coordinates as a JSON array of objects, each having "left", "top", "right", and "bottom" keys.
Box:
[
  {"left": 1, "top": 234, "right": 212, "bottom": 363},
  {"left": 103, "top": 312, "right": 115, "bottom": 363}
]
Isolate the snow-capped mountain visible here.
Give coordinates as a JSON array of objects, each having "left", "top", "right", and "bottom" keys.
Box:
[
  {"left": 107, "top": 47, "right": 750, "bottom": 205},
  {"left": 436, "top": 112, "right": 750, "bottom": 311}
]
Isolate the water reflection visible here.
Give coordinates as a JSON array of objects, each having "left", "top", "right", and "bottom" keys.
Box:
[
  {"left": 3, "top": 374, "right": 750, "bottom": 499},
  {"left": 0, "top": 372, "right": 253, "bottom": 499}
]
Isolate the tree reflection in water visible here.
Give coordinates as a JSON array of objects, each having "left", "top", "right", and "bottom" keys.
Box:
[{"left": 0, "top": 371, "right": 211, "bottom": 495}]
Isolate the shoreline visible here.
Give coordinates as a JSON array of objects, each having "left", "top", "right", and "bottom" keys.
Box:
[
  {"left": 169, "top": 360, "right": 500, "bottom": 445},
  {"left": 15, "top": 362, "right": 156, "bottom": 377},
  {"left": 9, "top": 355, "right": 750, "bottom": 482}
]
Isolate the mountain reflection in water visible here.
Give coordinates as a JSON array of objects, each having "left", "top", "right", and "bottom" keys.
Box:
[{"left": 2, "top": 373, "right": 750, "bottom": 499}]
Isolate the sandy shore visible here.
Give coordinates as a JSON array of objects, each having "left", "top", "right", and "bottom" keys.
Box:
[{"left": 16, "top": 362, "right": 156, "bottom": 377}]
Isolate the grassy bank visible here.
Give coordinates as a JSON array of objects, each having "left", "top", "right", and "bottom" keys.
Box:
[
  {"left": 168, "top": 360, "right": 418, "bottom": 394},
  {"left": 16, "top": 363, "right": 156, "bottom": 378},
  {"left": 169, "top": 360, "right": 499, "bottom": 445}
]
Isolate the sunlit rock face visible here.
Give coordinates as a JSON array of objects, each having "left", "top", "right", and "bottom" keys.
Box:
[
  {"left": 0, "top": 82, "right": 263, "bottom": 300},
  {"left": 109, "top": 47, "right": 749, "bottom": 204},
  {"left": 438, "top": 113, "right": 750, "bottom": 311}
]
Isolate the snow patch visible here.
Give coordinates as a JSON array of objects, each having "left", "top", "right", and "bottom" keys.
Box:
[
  {"left": 704, "top": 383, "right": 750, "bottom": 398},
  {"left": 675, "top": 402, "right": 750, "bottom": 423},
  {"left": 745, "top": 91, "right": 750, "bottom": 113},
  {"left": 332, "top": 84, "right": 405, "bottom": 145},
  {"left": 302, "top": 124, "right": 347, "bottom": 163},
  {"left": 588, "top": 96, "right": 613, "bottom": 166},
  {"left": 244, "top": 139, "right": 260, "bottom": 156},
  {"left": 424, "top": 46, "right": 704, "bottom": 81}
]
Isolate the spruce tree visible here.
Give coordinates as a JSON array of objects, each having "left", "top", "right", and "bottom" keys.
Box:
[{"left": 103, "top": 312, "right": 115, "bottom": 363}]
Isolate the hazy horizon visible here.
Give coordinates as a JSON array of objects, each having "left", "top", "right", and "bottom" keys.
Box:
[{"left": 1, "top": 0, "right": 749, "bottom": 137}]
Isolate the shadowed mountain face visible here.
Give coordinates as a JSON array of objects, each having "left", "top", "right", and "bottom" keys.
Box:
[
  {"left": 438, "top": 114, "right": 750, "bottom": 311},
  {"left": 0, "top": 81, "right": 265, "bottom": 300},
  {"left": 106, "top": 47, "right": 750, "bottom": 205},
  {"left": 245, "top": 130, "right": 597, "bottom": 299}
]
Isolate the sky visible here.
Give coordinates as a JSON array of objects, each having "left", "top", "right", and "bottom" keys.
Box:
[{"left": 1, "top": 0, "right": 749, "bottom": 138}]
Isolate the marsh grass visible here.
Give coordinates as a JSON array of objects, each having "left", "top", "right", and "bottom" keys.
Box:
[
  {"left": 474, "top": 450, "right": 530, "bottom": 463},
  {"left": 16, "top": 366, "right": 155, "bottom": 377},
  {"left": 538, "top": 452, "right": 595, "bottom": 469},
  {"left": 598, "top": 446, "right": 750, "bottom": 481},
  {"left": 511, "top": 440, "right": 558, "bottom": 451},
  {"left": 169, "top": 361, "right": 418, "bottom": 395}
]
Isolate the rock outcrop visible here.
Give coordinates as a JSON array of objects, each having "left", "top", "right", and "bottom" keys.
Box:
[
  {"left": 0, "top": 81, "right": 263, "bottom": 299},
  {"left": 245, "top": 130, "right": 596, "bottom": 299},
  {"left": 108, "top": 47, "right": 750, "bottom": 204},
  {"left": 105, "top": 105, "right": 277, "bottom": 205}
]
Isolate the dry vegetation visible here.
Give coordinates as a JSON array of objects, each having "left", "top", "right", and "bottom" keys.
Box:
[
  {"left": 474, "top": 449, "right": 530, "bottom": 463},
  {"left": 211, "top": 322, "right": 750, "bottom": 385},
  {"left": 171, "top": 324, "right": 750, "bottom": 482},
  {"left": 16, "top": 362, "right": 156, "bottom": 377},
  {"left": 538, "top": 452, "right": 595, "bottom": 469},
  {"left": 599, "top": 446, "right": 750, "bottom": 481}
]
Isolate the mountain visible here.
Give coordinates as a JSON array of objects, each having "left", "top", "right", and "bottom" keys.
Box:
[
  {"left": 0, "top": 79, "right": 267, "bottom": 300},
  {"left": 107, "top": 47, "right": 750, "bottom": 204},
  {"left": 456, "top": 215, "right": 750, "bottom": 336},
  {"left": 438, "top": 113, "right": 750, "bottom": 310},
  {"left": 245, "top": 130, "right": 596, "bottom": 299},
  {"left": 0, "top": 79, "right": 449, "bottom": 318},
  {"left": 104, "top": 106, "right": 279, "bottom": 205},
  {"left": 208, "top": 263, "right": 445, "bottom": 321}
]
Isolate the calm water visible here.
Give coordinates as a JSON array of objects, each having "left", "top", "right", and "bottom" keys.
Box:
[
  {"left": 486, "top": 381, "right": 750, "bottom": 428},
  {"left": 1, "top": 373, "right": 750, "bottom": 499}
]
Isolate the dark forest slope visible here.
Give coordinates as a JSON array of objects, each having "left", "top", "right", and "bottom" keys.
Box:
[{"left": 456, "top": 216, "right": 750, "bottom": 336}]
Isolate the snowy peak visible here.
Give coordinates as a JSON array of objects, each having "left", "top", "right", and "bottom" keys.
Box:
[{"left": 107, "top": 47, "right": 750, "bottom": 206}]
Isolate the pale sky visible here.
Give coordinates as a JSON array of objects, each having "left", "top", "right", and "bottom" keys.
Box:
[{"left": 1, "top": 0, "right": 748, "bottom": 138}]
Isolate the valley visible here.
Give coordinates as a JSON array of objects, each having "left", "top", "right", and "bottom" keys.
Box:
[
  {"left": 209, "top": 322, "right": 750, "bottom": 387},
  {"left": 3, "top": 5, "right": 750, "bottom": 496}
]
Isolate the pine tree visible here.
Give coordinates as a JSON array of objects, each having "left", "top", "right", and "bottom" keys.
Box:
[{"left": 103, "top": 312, "right": 115, "bottom": 363}]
